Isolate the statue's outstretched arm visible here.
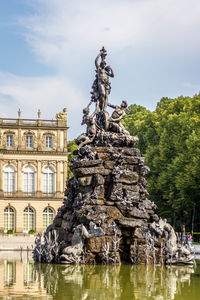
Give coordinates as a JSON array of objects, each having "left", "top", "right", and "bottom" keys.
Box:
[
  {"left": 85, "top": 101, "right": 92, "bottom": 111},
  {"left": 107, "top": 103, "right": 116, "bottom": 109},
  {"left": 90, "top": 105, "right": 98, "bottom": 119}
]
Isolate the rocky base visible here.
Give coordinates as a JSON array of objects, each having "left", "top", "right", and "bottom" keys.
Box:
[{"left": 33, "top": 132, "right": 194, "bottom": 265}]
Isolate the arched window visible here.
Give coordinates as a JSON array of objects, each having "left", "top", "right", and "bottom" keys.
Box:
[
  {"left": 43, "top": 207, "right": 54, "bottom": 230},
  {"left": 43, "top": 167, "right": 54, "bottom": 194},
  {"left": 23, "top": 207, "right": 35, "bottom": 233},
  {"left": 24, "top": 166, "right": 35, "bottom": 193},
  {"left": 3, "top": 165, "right": 15, "bottom": 193},
  {"left": 4, "top": 207, "right": 15, "bottom": 232}
]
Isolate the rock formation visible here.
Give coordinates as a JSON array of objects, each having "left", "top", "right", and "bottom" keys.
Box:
[{"left": 33, "top": 48, "right": 194, "bottom": 265}]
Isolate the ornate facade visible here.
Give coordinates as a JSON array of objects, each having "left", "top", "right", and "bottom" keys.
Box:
[{"left": 0, "top": 109, "right": 68, "bottom": 233}]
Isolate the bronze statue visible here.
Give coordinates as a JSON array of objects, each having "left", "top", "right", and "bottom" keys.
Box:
[
  {"left": 76, "top": 104, "right": 97, "bottom": 149},
  {"left": 77, "top": 47, "right": 131, "bottom": 143},
  {"left": 108, "top": 101, "right": 129, "bottom": 134},
  {"left": 91, "top": 47, "right": 114, "bottom": 112}
]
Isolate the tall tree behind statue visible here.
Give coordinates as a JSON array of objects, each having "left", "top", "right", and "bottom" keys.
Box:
[{"left": 123, "top": 95, "right": 200, "bottom": 235}]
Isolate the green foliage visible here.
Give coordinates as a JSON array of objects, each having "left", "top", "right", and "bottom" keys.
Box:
[
  {"left": 7, "top": 229, "right": 14, "bottom": 234},
  {"left": 67, "top": 139, "right": 78, "bottom": 179},
  {"left": 123, "top": 94, "right": 200, "bottom": 232},
  {"left": 122, "top": 104, "right": 153, "bottom": 154},
  {"left": 28, "top": 229, "right": 35, "bottom": 234}
]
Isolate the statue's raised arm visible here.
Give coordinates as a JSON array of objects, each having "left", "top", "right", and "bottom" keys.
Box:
[
  {"left": 95, "top": 47, "right": 107, "bottom": 70},
  {"left": 95, "top": 51, "right": 102, "bottom": 70}
]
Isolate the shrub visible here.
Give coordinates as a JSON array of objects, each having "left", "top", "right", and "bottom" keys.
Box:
[
  {"left": 28, "top": 229, "right": 35, "bottom": 234},
  {"left": 7, "top": 229, "right": 14, "bottom": 234}
]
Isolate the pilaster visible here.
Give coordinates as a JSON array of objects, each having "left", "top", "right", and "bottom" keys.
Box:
[
  {"left": 56, "top": 161, "right": 61, "bottom": 196},
  {"left": 17, "top": 160, "right": 22, "bottom": 195},
  {"left": 18, "top": 128, "right": 22, "bottom": 150},
  {"left": 57, "top": 130, "right": 61, "bottom": 152},
  {"left": 63, "top": 161, "right": 67, "bottom": 193},
  {"left": 37, "top": 160, "right": 42, "bottom": 196},
  {"left": 63, "top": 129, "right": 68, "bottom": 152},
  {"left": 0, "top": 160, "right": 3, "bottom": 195}
]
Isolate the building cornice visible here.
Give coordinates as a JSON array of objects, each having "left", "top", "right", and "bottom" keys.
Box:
[
  {"left": 0, "top": 125, "right": 69, "bottom": 130},
  {"left": 0, "top": 196, "right": 64, "bottom": 201},
  {"left": 0, "top": 150, "right": 69, "bottom": 155}
]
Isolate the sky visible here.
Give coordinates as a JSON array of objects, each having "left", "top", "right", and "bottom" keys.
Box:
[{"left": 0, "top": 0, "right": 200, "bottom": 140}]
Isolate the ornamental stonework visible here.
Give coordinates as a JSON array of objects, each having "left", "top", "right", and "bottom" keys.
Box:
[
  {"left": 21, "top": 160, "right": 38, "bottom": 170},
  {"left": 41, "top": 132, "right": 56, "bottom": 151},
  {"left": 41, "top": 160, "right": 57, "bottom": 170},
  {"left": 2, "top": 160, "right": 17, "bottom": 170},
  {"left": 2, "top": 130, "right": 17, "bottom": 148},
  {"left": 22, "top": 130, "right": 37, "bottom": 149}
]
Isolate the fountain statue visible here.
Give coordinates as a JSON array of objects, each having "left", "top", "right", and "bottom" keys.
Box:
[{"left": 33, "top": 48, "right": 194, "bottom": 265}]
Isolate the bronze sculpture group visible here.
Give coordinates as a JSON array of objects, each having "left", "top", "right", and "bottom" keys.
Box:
[{"left": 76, "top": 47, "right": 129, "bottom": 149}]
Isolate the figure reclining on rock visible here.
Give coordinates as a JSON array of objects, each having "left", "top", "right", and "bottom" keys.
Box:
[{"left": 107, "top": 101, "right": 130, "bottom": 135}]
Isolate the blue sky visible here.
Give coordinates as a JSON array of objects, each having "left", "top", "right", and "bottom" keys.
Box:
[{"left": 0, "top": 0, "right": 200, "bottom": 140}]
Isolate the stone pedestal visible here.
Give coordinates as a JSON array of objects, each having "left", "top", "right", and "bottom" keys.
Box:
[{"left": 53, "top": 132, "right": 165, "bottom": 264}]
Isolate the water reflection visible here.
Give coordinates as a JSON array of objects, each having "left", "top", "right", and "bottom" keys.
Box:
[
  {"left": 0, "top": 252, "right": 198, "bottom": 300},
  {"left": 24, "top": 261, "right": 35, "bottom": 286},
  {"left": 4, "top": 261, "right": 16, "bottom": 286},
  {"left": 0, "top": 252, "right": 48, "bottom": 299},
  {"left": 35, "top": 264, "right": 195, "bottom": 300}
]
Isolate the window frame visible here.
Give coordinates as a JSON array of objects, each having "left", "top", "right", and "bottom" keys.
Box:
[
  {"left": 43, "top": 167, "right": 54, "bottom": 194},
  {"left": 26, "top": 135, "right": 33, "bottom": 148},
  {"left": 4, "top": 207, "right": 15, "bottom": 232},
  {"left": 23, "top": 166, "right": 35, "bottom": 194},
  {"left": 43, "top": 207, "right": 54, "bottom": 230},
  {"left": 23, "top": 207, "right": 35, "bottom": 233},
  {"left": 6, "top": 135, "right": 14, "bottom": 147},
  {"left": 45, "top": 136, "right": 53, "bottom": 148},
  {"left": 3, "top": 165, "right": 15, "bottom": 193}
]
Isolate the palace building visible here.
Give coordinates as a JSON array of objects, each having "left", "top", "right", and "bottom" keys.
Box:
[{"left": 0, "top": 108, "right": 68, "bottom": 233}]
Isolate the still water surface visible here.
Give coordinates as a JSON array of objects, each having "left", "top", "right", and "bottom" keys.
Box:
[{"left": 0, "top": 251, "right": 200, "bottom": 300}]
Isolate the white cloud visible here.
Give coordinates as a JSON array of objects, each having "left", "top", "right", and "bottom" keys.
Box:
[
  {"left": 0, "top": 72, "right": 86, "bottom": 138},
  {"left": 182, "top": 82, "right": 200, "bottom": 91},
  {"left": 1, "top": 0, "right": 200, "bottom": 139},
  {"left": 20, "top": 0, "right": 200, "bottom": 69}
]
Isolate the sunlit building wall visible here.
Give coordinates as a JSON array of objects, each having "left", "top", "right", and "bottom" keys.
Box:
[{"left": 0, "top": 109, "right": 68, "bottom": 233}]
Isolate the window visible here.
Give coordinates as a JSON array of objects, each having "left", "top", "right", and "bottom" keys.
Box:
[
  {"left": 4, "top": 207, "right": 15, "bottom": 232},
  {"left": 24, "top": 166, "right": 35, "bottom": 193},
  {"left": 4, "top": 165, "right": 15, "bottom": 193},
  {"left": 43, "top": 167, "right": 54, "bottom": 194},
  {"left": 23, "top": 207, "right": 35, "bottom": 232},
  {"left": 6, "top": 135, "right": 13, "bottom": 147},
  {"left": 43, "top": 207, "right": 54, "bottom": 230},
  {"left": 46, "top": 136, "right": 52, "bottom": 148},
  {"left": 4, "top": 261, "right": 16, "bottom": 286},
  {"left": 26, "top": 136, "right": 33, "bottom": 148}
]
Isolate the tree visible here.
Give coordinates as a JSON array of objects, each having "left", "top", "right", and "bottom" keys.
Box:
[
  {"left": 123, "top": 94, "right": 200, "bottom": 233},
  {"left": 67, "top": 140, "right": 78, "bottom": 179}
]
